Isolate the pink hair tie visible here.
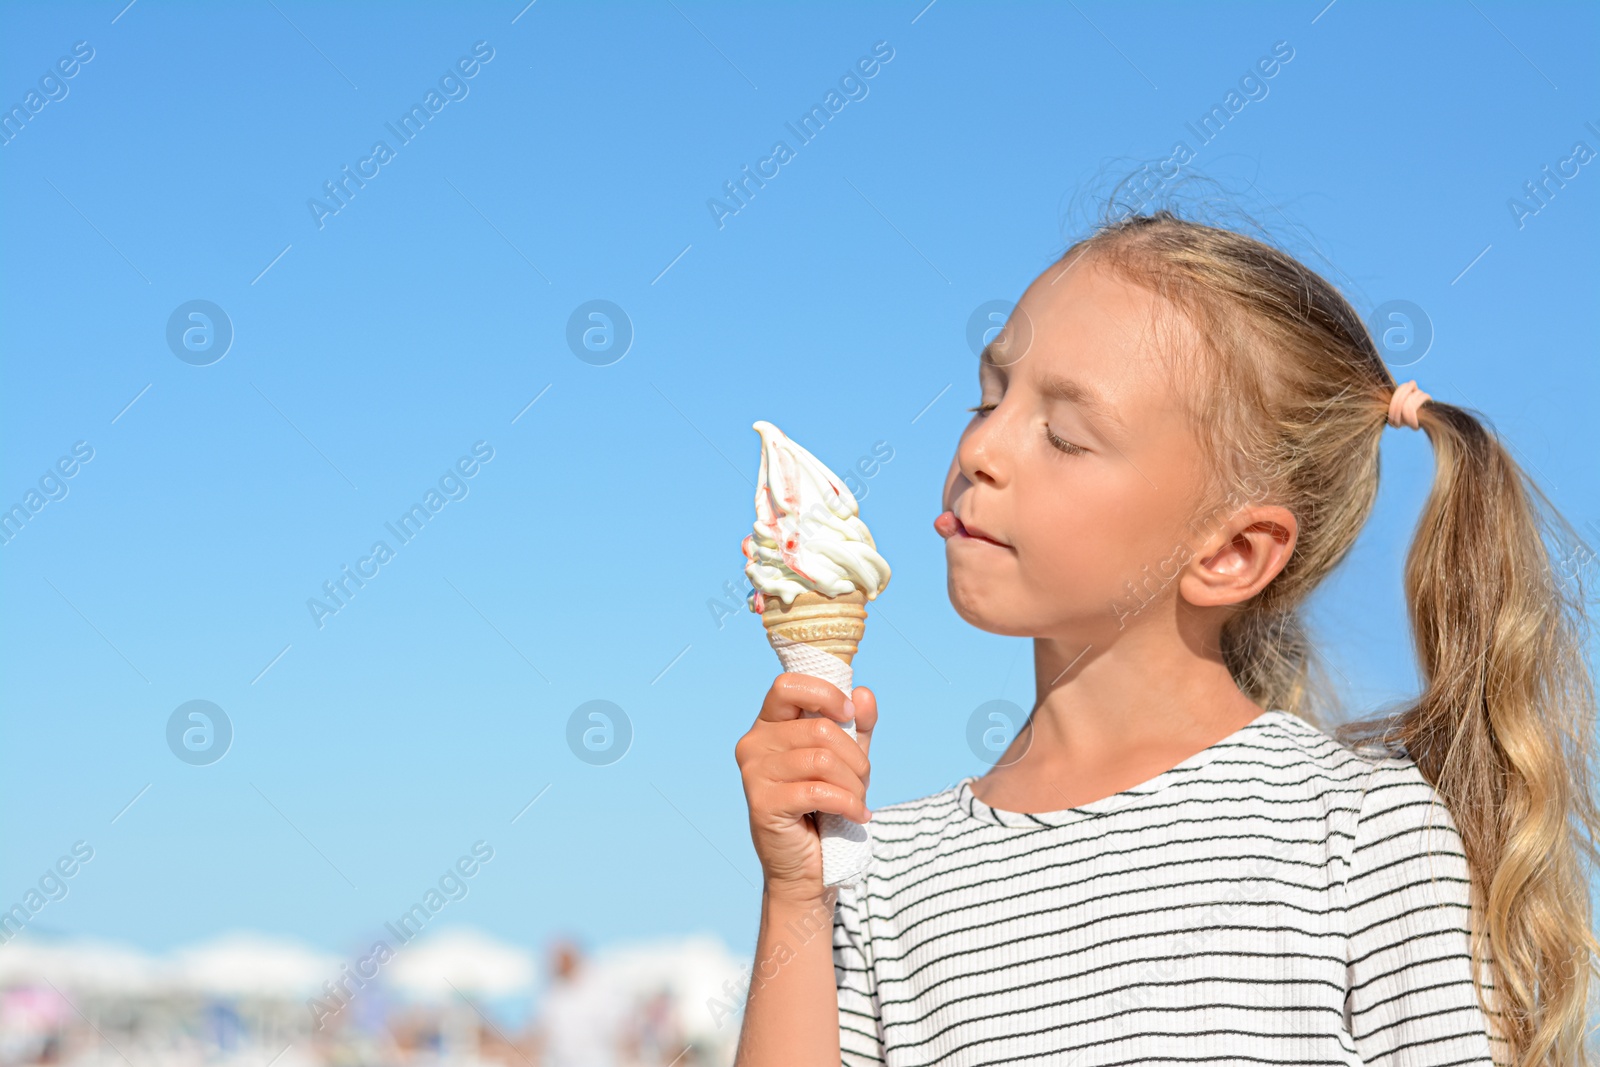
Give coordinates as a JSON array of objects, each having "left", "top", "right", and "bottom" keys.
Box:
[{"left": 1387, "top": 380, "right": 1431, "bottom": 430}]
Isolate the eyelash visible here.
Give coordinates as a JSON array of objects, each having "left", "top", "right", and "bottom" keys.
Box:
[{"left": 965, "top": 403, "right": 1087, "bottom": 455}]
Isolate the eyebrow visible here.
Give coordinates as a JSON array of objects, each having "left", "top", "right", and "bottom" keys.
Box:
[{"left": 979, "top": 343, "right": 1125, "bottom": 435}]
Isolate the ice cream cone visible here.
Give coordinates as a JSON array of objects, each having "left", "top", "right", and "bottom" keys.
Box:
[
  {"left": 741, "top": 421, "right": 885, "bottom": 888},
  {"left": 759, "top": 589, "right": 868, "bottom": 665}
]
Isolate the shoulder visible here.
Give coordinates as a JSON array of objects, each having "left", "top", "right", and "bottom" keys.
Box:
[
  {"left": 1247, "top": 707, "right": 1372, "bottom": 778},
  {"left": 1201, "top": 709, "right": 1379, "bottom": 831},
  {"left": 1265, "top": 717, "right": 1474, "bottom": 934},
  {"left": 1248, "top": 710, "right": 1449, "bottom": 811},
  {"left": 1347, "top": 748, "right": 1471, "bottom": 885},
  {"left": 1288, "top": 709, "right": 1467, "bottom": 857},
  {"left": 1258, "top": 711, "right": 1466, "bottom": 859}
]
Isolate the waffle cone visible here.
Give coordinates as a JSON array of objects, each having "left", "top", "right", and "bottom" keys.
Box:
[{"left": 760, "top": 589, "right": 869, "bottom": 665}]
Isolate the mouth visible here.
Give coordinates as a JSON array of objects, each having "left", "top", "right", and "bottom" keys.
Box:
[{"left": 938, "top": 510, "right": 1012, "bottom": 549}]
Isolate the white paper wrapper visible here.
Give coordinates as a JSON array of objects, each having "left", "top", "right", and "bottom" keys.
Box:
[{"left": 766, "top": 631, "right": 872, "bottom": 888}]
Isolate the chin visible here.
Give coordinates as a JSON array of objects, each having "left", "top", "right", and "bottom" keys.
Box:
[{"left": 945, "top": 576, "right": 1037, "bottom": 638}]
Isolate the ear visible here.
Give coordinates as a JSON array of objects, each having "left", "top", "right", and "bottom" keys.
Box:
[{"left": 1177, "top": 504, "right": 1298, "bottom": 609}]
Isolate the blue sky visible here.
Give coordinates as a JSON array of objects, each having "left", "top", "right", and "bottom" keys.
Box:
[{"left": 2, "top": 0, "right": 1595, "bottom": 965}]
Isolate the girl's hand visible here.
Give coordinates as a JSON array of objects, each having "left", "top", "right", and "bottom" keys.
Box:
[{"left": 735, "top": 673, "right": 877, "bottom": 906}]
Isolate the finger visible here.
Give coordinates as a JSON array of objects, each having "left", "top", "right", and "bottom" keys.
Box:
[
  {"left": 766, "top": 780, "right": 871, "bottom": 825},
  {"left": 760, "top": 717, "right": 870, "bottom": 778},
  {"left": 847, "top": 685, "right": 878, "bottom": 760},
  {"left": 761, "top": 746, "right": 869, "bottom": 798},
  {"left": 757, "top": 672, "right": 855, "bottom": 725}
]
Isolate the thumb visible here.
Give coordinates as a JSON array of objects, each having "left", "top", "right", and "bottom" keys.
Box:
[{"left": 849, "top": 684, "right": 878, "bottom": 760}]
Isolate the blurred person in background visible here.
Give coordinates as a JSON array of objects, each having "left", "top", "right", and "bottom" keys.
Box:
[
  {"left": 620, "top": 987, "right": 689, "bottom": 1066},
  {"left": 533, "top": 938, "right": 622, "bottom": 1067}
]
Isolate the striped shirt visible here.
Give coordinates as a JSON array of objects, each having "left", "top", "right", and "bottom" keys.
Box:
[{"left": 833, "top": 708, "right": 1505, "bottom": 1066}]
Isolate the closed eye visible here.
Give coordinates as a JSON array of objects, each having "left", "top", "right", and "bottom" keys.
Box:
[
  {"left": 1046, "top": 427, "right": 1086, "bottom": 455},
  {"left": 966, "top": 403, "right": 1087, "bottom": 455}
]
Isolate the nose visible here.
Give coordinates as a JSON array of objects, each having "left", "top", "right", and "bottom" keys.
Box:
[{"left": 957, "top": 404, "right": 1006, "bottom": 490}]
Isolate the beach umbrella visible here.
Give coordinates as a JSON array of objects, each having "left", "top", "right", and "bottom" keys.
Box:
[{"left": 386, "top": 927, "right": 535, "bottom": 998}]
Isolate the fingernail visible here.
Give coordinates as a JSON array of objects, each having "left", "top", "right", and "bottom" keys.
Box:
[{"left": 842, "top": 697, "right": 855, "bottom": 720}]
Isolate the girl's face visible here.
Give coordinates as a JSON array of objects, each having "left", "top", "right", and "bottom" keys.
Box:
[{"left": 939, "top": 257, "right": 1213, "bottom": 642}]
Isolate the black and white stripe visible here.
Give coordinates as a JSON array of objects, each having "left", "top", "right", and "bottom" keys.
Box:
[{"left": 833, "top": 708, "right": 1505, "bottom": 1066}]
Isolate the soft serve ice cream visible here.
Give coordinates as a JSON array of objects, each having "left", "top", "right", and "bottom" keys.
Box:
[{"left": 741, "top": 420, "right": 891, "bottom": 613}]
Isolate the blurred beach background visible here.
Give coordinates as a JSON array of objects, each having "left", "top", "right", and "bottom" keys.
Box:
[{"left": 2, "top": 1, "right": 1596, "bottom": 1063}]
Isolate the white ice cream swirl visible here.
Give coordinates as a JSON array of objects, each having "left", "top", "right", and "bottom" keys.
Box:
[{"left": 741, "top": 420, "right": 891, "bottom": 612}]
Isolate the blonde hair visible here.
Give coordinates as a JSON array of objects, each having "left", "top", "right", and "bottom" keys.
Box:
[{"left": 1057, "top": 205, "right": 1598, "bottom": 1066}]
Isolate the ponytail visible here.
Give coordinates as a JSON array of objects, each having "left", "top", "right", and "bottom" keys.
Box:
[{"left": 1337, "top": 397, "right": 1600, "bottom": 1065}]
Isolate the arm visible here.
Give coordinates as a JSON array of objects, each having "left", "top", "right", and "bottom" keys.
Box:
[
  {"left": 1344, "top": 757, "right": 1504, "bottom": 1066},
  {"left": 733, "top": 675, "right": 879, "bottom": 1067},
  {"left": 736, "top": 885, "right": 845, "bottom": 1066}
]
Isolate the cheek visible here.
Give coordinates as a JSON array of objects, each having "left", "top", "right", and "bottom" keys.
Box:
[{"left": 1014, "top": 477, "right": 1168, "bottom": 597}]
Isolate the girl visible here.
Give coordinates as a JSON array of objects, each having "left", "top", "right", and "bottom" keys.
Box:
[{"left": 733, "top": 209, "right": 1598, "bottom": 1066}]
